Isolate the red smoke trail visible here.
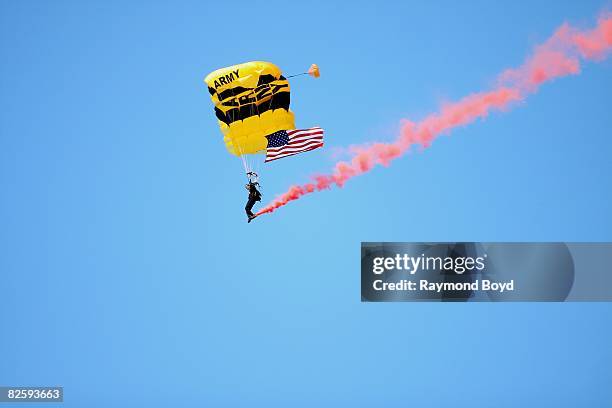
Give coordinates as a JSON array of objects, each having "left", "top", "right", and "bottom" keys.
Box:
[{"left": 257, "top": 13, "right": 612, "bottom": 216}]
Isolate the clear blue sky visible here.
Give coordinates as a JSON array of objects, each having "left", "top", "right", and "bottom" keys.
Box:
[{"left": 1, "top": 1, "right": 611, "bottom": 407}]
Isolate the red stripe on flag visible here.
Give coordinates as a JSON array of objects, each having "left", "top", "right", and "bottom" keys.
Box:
[
  {"left": 266, "top": 136, "right": 324, "bottom": 153},
  {"left": 265, "top": 127, "right": 325, "bottom": 163},
  {"left": 267, "top": 141, "right": 324, "bottom": 157},
  {"left": 265, "top": 142, "right": 324, "bottom": 162}
]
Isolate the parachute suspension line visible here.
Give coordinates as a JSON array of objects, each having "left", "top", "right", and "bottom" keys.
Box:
[
  {"left": 285, "top": 72, "right": 308, "bottom": 78},
  {"left": 228, "top": 81, "right": 252, "bottom": 178},
  {"left": 286, "top": 64, "right": 319, "bottom": 79},
  {"left": 251, "top": 151, "right": 262, "bottom": 181},
  {"left": 241, "top": 146, "right": 255, "bottom": 181},
  {"left": 236, "top": 141, "right": 250, "bottom": 176},
  {"left": 243, "top": 145, "right": 252, "bottom": 174},
  {"left": 252, "top": 68, "right": 265, "bottom": 181}
]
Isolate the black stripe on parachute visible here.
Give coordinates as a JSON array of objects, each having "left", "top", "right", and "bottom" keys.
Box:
[
  {"left": 215, "top": 91, "right": 290, "bottom": 126},
  {"left": 216, "top": 74, "right": 283, "bottom": 103},
  {"left": 257, "top": 74, "right": 278, "bottom": 86},
  {"left": 213, "top": 75, "right": 290, "bottom": 126}
]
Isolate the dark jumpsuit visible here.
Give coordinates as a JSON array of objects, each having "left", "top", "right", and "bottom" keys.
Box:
[{"left": 245, "top": 183, "right": 261, "bottom": 217}]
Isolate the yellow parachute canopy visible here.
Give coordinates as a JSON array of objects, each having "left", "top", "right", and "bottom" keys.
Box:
[{"left": 204, "top": 61, "right": 295, "bottom": 156}]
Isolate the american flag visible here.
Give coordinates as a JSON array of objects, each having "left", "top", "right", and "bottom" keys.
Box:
[{"left": 265, "top": 127, "right": 324, "bottom": 163}]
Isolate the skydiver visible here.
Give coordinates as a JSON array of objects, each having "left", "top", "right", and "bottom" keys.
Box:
[{"left": 245, "top": 173, "right": 262, "bottom": 223}]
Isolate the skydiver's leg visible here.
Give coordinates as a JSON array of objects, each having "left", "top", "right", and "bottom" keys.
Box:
[{"left": 245, "top": 198, "right": 256, "bottom": 217}]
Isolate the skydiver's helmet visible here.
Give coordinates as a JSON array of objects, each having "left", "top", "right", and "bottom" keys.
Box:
[{"left": 247, "top": 171, "right": 259, "bottom": 185}]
